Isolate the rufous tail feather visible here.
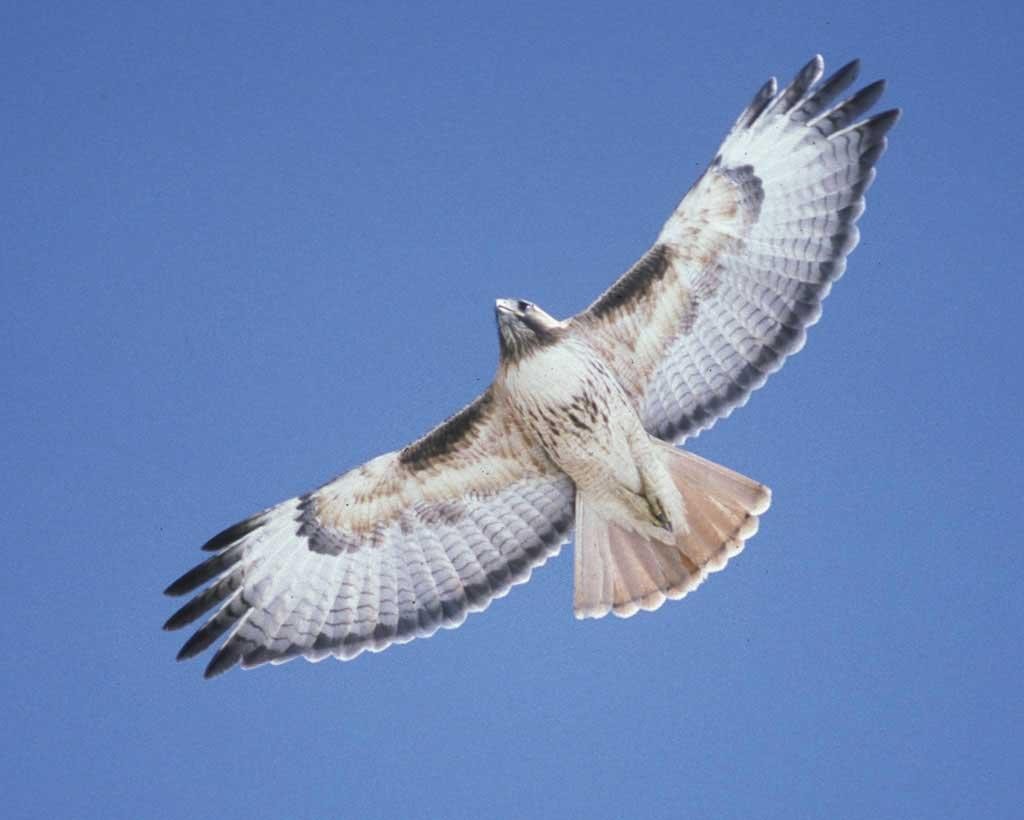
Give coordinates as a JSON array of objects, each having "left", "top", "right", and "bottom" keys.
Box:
[{"left": 573, "top": 440, "right": 770, "bottom": 619}]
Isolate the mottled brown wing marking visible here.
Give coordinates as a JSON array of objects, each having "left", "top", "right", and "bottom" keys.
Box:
[
  {"left": 587, "top": 244, "right": 675, "bottom": 321},
  {"left": 571, "top": 55, "right": 897, "bottom": 442},
  {"left": 166, "top": 385, "right": 576, "bottom": 677},
  {"left": 308, "top": 388, "right": 545, "bottom": 535},
  {"left": 576, "top": 162, "right": 761, "bottom": 408},
  {"left": 718, "top": 164, "right": 765, "bottom": 222},
  {"left": 399, "top": 389, "right": 496, "bottom": 471},
  {"left": 298, "top": 493, "right": 364, "bottom": 556}
]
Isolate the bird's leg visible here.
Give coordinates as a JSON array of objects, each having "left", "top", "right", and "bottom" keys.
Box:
[
  {"left": 634, "top": 443, "right": 688, "bottom": 537},
  {"left": 645, "top": 493, "right": 673, "bottom": 533},
  {"left": 613, "top": 484, "right": 675, "bottom": 542}
]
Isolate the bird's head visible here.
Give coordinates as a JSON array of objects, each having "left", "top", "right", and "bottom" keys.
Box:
[{"left": 494, "top": 298, "right": 565, "bottom": 362}]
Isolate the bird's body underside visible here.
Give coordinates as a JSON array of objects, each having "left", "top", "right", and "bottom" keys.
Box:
[
  {"left": 498, "top": 309, "right": 770, "bottom": 618},
  {"left": 165, "top": 55, "right": 898, "bottom": 677},
  {"left": 502, "top": 329, "right": 685, "bottom": 542}
]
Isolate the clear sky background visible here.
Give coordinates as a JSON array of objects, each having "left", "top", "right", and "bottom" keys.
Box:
[{"left": 4, "top": 2, "right": 1022, "bottom": 818}]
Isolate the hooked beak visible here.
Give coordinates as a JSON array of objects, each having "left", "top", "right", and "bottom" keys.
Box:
[{"left": 495, "top": 298, "right": 517, "bottom": 316}]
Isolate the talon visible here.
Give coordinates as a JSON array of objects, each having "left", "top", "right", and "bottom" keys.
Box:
[{"left": 647, "top": 497, "right": 672, "bottom": 532}]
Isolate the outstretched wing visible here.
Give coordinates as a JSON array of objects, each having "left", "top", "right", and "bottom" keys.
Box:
[
  {"left": 164, "top": 388, "right": 574, "bottom": 678},
  {"left": 573, "top": 55, "right": 899, "bottom": 442}
]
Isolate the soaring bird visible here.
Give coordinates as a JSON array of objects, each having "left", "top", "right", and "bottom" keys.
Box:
[{"left": 164, "top": 55, "right": 898, "bottom": 678}]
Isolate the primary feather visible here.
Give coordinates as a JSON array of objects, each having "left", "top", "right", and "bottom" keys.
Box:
[{"left": 577, "top": 55, "right": 898, "bottom": 442}]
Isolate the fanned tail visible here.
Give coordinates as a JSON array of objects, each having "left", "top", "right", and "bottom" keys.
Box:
[{"left": 573, "top": 441, "right": 770, "bottom": 619}]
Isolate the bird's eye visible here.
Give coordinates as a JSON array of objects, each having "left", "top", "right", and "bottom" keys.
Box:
[{"left": 518, "top": 300, "right": 531, "bottom": 313}]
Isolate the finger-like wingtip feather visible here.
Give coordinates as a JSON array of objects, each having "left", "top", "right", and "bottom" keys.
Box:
[
  {"left": 739, "top": 77, "right": 778, "bottom": 129},
  {"left": 163, "top": 572, "right": 242, "bottom": 630},
  {"left": 204, "top": 643, "right": 244, "bottom": 679},
  {"left": 201, "top": 513, "right": 266, "bottom": 552},
  {"left": 163, "top": 543, "right": 244, "bottom": 596}
]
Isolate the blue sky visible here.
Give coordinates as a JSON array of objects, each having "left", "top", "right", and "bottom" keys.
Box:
[{"left": 3, "top": 2, "right": 1022, "bottom": 818}]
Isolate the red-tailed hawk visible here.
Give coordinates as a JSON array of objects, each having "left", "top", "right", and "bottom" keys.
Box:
[{"left": 165, "top": 55, "right": 898, "bottom": 677}]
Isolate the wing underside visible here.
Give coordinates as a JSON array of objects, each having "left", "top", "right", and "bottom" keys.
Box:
[
  {"left": 164, "top": 389, "right": 574, "bottom": 677},
  {"left": 575, "top": 55, "right": 899, "bottom": 442}
]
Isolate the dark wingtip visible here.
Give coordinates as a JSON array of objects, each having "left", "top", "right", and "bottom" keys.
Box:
[
  {"left": 821, "top": 59, "right": 861, "bottom": 101},
  {"left": 803, "top": 54, "right": 825, "bottom": 76},
  {"left": 836, "top": 58, "right": 861, "bottom": 80},
  {"left": 175, "top": 603, "right": 247, "bottom": 660},
  {"left": 852, "top": 78, "right": 886, "bottom": 109},
  {"left": 777, "top": 55, "right": 826, "bottom": 114},
  {"left": 164, "top": 545, "right": 243, "bottom": 597},
  {"left": 873, "top": 107, "right": 902, "bottom": 131},
  {"left": 165, "top": 513, "right": 264, "bottom": 596},
  {"left": 164, "top": 572, "right": 197, "bottom": 597},
  {"left": 201, "top": 513, "right": 266, "bottom": 552},
  {"left": 744, "top": 77, "right": 777, "bottom": 127},
  {"left": 176, "top": 631, "right": 209, "bottom": 662},
  {"left": 239, "top": 645, "right": 277, "bottom": 668},
  {"left": 204, "top": 644, "right": 243, "bottom": 679},
  {"left": 163, "top": 579, "right": 238, "bottom": 631},
  {"left": 827, "top": 59, "right": 861, "bottom": 94},
  {"left": 163, "top": 612, "right": 186, "bottom": 631}
]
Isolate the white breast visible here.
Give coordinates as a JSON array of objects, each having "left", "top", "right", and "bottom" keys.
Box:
[
  {"left": 504, "top": 338, "right": 594, "bottom": 407},
  {"left": 503, "top": 336, "right": 644, "bottom": 494}
]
